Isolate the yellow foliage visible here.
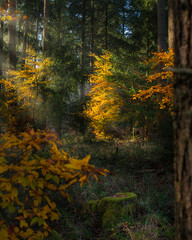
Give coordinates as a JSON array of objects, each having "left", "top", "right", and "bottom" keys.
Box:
[
  {"left": 0, "top": 129, "right": 109, "bottom": 239},
  {"left": 0, "top": 2, "right": 27, "bottom": 22},
  {"left": 2, "top": 48, "right": 53, "bottom": 107},
  {"left": 133, "top": 49, "right": 174, "bottom": 113},
  {"left": 84, "top": 52, "right": 123, "bottom": 140},
  {"left": 0, "top": 48, "right": 53, "bottom": 132}
]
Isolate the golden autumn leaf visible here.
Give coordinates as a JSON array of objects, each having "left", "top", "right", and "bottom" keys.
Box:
[
  {"left": 1, "top": 16, "right": 6, "bottom": 22},
  {"left": 81, "top": 155, "right": 91, "bottom": 165},
  {"left": 0, "top": 128, "right": 109, "bottom": 239},
  {"left": 24, "top": 228, "right": 34, "bottom": 237},
  {"left": 23, "top": 15, "right": 28, "bottom": 20},
  {"left": 50, "top": 212, "right": 59, "bottom": 221},
  {"left": 0, "top": 228, "right": 8, "bottom": 239},
  {"left": 0, "top": 165, "right": 8, "bottom": 174},
  {"left": 133, "top": 49, "right": 174, "bottom": 113},
  {"left": 31, "top": 141, "right": 41, "bottom": 150},
  {"left": 11, "top": 187, "right": 18, "bottom": 198},
  {"left": 20, "top": 220, "right": 28, "bottom": 228},
  {"left": 79, "top": 175, "right": 87, "bottom": 186},
  {"left": 64, "top": 163, "right": 81, "bottom": 170},
  {"left": 84, "top": 52, "right": 123, "bottom": 140},
  {"left": 33, "top": 200, "right": 39, "bottom": 207},
  {"left": 44, "top": 231, "right": 49, "bottom": 237},
  {"left": 6, "top": 15, "right": 12, "bottom": 21}
]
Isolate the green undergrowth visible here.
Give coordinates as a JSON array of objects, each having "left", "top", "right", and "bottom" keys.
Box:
[{"left": 48, "top": 132, "right": 174, "bottom": 240}]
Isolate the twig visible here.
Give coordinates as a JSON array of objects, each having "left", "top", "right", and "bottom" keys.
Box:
[
  {"left": 167, "top": 67, "right": 192, "bottom": 75},
  {"left": 125, "top": 226, "right": 135, "bottom": 240}
]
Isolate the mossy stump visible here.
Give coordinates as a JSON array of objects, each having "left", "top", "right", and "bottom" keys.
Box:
[{"left": 86, "top": 192, "right": 137, "bottom": 232}]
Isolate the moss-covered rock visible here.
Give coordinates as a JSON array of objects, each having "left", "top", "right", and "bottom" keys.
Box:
[
  {"left": 86, "top": 199, "right": 100, "bottom": 213},
  {"left": 85, "top": 192, "right": 137, "bottom": 233}
]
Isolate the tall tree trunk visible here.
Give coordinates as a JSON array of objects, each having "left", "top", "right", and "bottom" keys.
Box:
[
  {"left": 8, "top": 0, "right": 17, "bottom": 70},
  {"left": 0, "top": 21, "right": 4, "bottom": 77},
  {"left": 80, "top": 0, "right": 86, "bottom": 99},
  {"left": 105, "top": 0, "right": 108, "bottom": 50},
  {"left": 90, "top": 0, "right": 94, "bottom": 73},
  {"left": 174, "top": 1, "right": 192, "bottom": 239},
  {"left": 168, "top": 0, "right": 175, "bottom": 49},
  {"left": 122, "top": 4, "right": 125, "bottom": 36},
  {"left": 42, "top": 0, "right": 50, "bottom": 130},
  {"left": 42, "top": 0, "right": 49, "bottom": 53},
  {"left": 0, "top": 21, "right": 3, "bottom": 91},
  {"left": 22, "top": 19, "right": 28, "bottom": 66},
  {"left": 157, "top": 0, "right": 166, "bottom": 51}
]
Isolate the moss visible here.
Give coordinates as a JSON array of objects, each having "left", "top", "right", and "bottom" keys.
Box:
[
  {"left": 85, "top": 192, "right": 137, "bottom": 232},
  {"left": 85, "top": 199, "right": 99, "bottom": 213},
  {"left": 98, "top": 192, "right": 137, "bottom": 230}
]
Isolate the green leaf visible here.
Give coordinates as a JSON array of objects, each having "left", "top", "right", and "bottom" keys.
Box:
[
  {"left": 1, "top": 201, "right": 9, "bottom": 209},
  {"left": 52, "top": 175, "right": 59, "bottom": 184},
  {"left": 45, "top": 174, "right": 53, "bottom": 181},
  {"left": 18, "top": 176, "right": 29, "bottom": 187},
  {"left": 38, "top": 217, "right": 44, "bottom": 226},
  {"left": 31, "top": 180, "right": 37, "bottom": 190},
  {"left": 8, "top": 204, "right": 16, "bottom": 213},
  {"left": 30, "top": 217, "right": 38, "bottom": 226},
  {"left": 52, "top": 230, "right": 62, "bottom": 240}
]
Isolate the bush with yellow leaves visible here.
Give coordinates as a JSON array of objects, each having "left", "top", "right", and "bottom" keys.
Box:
[{"left": 0, "top": 129, "right": 109, "bottom": 239}]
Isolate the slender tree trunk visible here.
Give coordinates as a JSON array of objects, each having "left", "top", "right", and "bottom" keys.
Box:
[
  {"left": 8, "top": 0, "right": 17, "bottom": 70},
  {"left": 0, "top": 21, "right": 3, "bottom": 91},
  {"left": 80, "top": 0, "right": 86, "bottom": 99},
  {"left": 122, "top": 5, "right": 125, "bottom": 36},
  {"left": 35, "top": 19, "right": 39, "bottom": 53},
  {"left": 90, "top": 0, "right": 94, "bottom": 73},
  {"left": 42, "top": 0, "right": 50, "bottom": 130},
  {"left": 22, "top": 19, "right": 28, "bottom": 66},
  {"left": 157, "top": 0, "right": 166, "bottom": 83},
  {"left": 174, "top": 1, "right": 192, "bottom": 239},
  {"left": 105, "top": 0, "right": 108, "bottom": 50},
  {"left": 0, "top": 21, "right": 4, "bottom": 77},
  {"left": 146, "top": 1, "right": 150, "bottom": 57},
  {"left": 42, "top": 0, "right": 49, "bottom": 53},
  {"left": 157, "top": 0, "right": 166, "bottom": 51},
  {"left": 168, "top": 0, "right": 175, "bottom": 49}
]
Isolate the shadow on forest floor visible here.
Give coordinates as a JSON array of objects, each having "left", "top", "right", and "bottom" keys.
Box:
[{"left": 49, "top": 132, "right": 175, "bottom": 240}]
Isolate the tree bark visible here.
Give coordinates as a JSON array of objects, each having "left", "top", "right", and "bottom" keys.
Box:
[
  {"left": 80, "top": 0, "right": 86, "bottom": 99},
  {"left": 90, "top": 0, "right": 94, "bottom": 73},
  {"left": 174, "top": 1, "right": 192, "bottom": 239},
  {"left": 168, "top": 0, "right": 175, "bottom": 49},
  {"left": 122, "top": 4, "right": 125, "bottom": 36},
  {"left": 0, "top": 21, "right": 4, "bottom": 77},
  {"left": 22, "top": 19, "right": 28, "bottom": 66},
  {"left": 8, "top": 0, "right": 17, "bottom": 70},
  {"left": 157, "top": 0, "right": 166, "bottom": 51},
  {"left": 105, "top": 0, "right": 108, "bottom": 50},
  {"left": 42, "top": 0, "right": 49, "bottom": 53}
]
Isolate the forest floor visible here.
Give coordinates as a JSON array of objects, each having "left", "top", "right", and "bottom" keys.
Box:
[{"left": 49, "top": 132, "right": 175, "bottom": 240}]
